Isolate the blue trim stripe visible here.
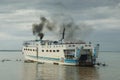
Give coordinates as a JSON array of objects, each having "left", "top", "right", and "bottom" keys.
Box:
[
  {"left": 28, "top": 55, "right": 60, "bottom": 61},
  {"left": 27, "top": 55, "right": 79, "bottom": 64},
  {"left": 64, "top": 59, "right": 79, "bottom": 63},
  {"left": 94, "top": 48, "right": 96, "bottom": 56}
]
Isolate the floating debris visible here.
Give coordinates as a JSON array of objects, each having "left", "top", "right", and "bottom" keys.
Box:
[
  {"left": 96, "top": 62, "right": 107, "bottom": 67},
  {"left": 1, "top": 59, "right": 22, "bottom": 62}
]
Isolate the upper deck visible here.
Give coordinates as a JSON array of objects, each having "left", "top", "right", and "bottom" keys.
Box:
[{"left": 23, "top": 40, "right": 94, "bottom": 50}]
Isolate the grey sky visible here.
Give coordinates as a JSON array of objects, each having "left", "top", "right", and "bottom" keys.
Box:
[{"left": 0, "top": 0, "right": 120, "bottom": 51}]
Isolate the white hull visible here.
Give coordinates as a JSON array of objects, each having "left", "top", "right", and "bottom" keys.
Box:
[{"left": 22, "top": 40, "right": 99, "bottom": 66}]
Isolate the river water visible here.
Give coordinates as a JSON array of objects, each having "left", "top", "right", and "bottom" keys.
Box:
[{"left": 0, "top": 51, "right": 120, "bottom": 80}]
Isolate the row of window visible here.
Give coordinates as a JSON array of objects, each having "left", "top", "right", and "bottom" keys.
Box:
[
  {"left": 24, "top": 49, "right": 60, "bottom": 52},
  {"left": 65, "top": 55, "right": 74, "bottom": 59},
  {"left": 24, "top": 48, "right": 36, "bottom": 51},
  {"left": 42, "top": 50, "right": 59, "bottom": 52},
  {"left": 41, "top": 45, "right": 75, "bottom": 48},
  {"left": 85, "top": 45, "right": 91, "bottom": 47}
]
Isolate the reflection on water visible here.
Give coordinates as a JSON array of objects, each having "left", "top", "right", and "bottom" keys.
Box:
[
  {"left": 23, "top": 63, "right": 99, "bottom": 80},
  {"left": 1, "top": 51, "right": 120, "bottom": 80}
]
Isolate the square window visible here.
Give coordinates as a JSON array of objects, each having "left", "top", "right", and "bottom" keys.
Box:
[
  {"left": 53, "top": 50, "right": 55, "bottom": 52},
  {"left": 42, "top": 50, "right": 44, "bottom": 52},
  {"left": 57, "top": 50, "right": 59, "bottom": 52}
]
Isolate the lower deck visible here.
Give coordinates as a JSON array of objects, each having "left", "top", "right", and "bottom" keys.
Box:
[{"left": 23, "top": 52, "right": 95, "bottom": 66}]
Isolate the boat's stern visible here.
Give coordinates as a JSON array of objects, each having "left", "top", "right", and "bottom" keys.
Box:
[
  {"left": 77, "top": 43, "right": 99, "bottom": 66},
  {"left": 61, "top": 42, "right": 100, "bottom": 66}
]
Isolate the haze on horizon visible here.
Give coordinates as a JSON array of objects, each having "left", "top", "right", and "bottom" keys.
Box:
[{"left": 0, "top": 0, "right": 120, "bottom": 51}]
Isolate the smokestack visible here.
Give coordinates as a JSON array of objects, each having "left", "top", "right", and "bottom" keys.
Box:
[
  {"left": 38, "top": 33, "right": 44, "bottom": 40},
  {"left": 61, "top": 27, "right": 65, "bottom": 41}
]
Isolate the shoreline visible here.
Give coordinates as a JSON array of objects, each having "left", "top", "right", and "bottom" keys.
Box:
[{"left": 0, "top": 50, "right": 21, "bottom": 52}]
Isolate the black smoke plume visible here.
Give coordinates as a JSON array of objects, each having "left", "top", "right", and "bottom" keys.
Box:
[
  {"left": 32, "top": 16, "right": 93, "bottom": 41},
  {"left": 32, "top": 17, "right": 47, "bottom": 39}
]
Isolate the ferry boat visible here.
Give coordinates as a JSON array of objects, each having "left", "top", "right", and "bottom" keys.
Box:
[{"left": 22, "top": 28, "right": 99, "bottom": 66}]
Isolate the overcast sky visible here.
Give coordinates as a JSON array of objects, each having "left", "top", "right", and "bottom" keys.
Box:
[{"left": 0, "top": 0, "right": 120, "bottom": 51}]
